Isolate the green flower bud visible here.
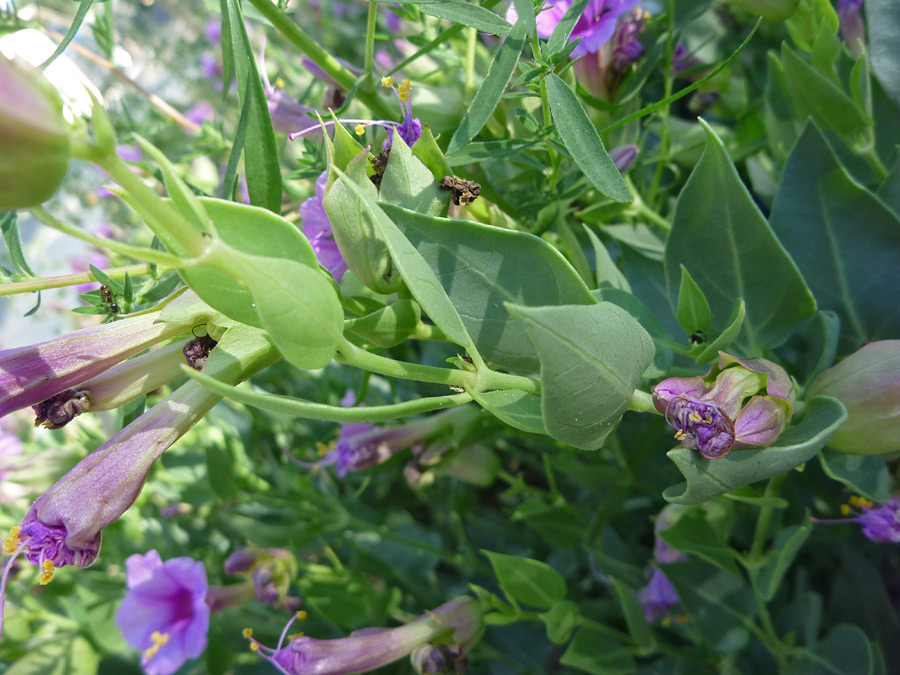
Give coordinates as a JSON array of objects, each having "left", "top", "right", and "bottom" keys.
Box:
[
  {"left": 808, "top": 341, "right": 900, "bottom": 455},
  {"left": 0, "top": 56, "right": 72, "bottom": 208}
]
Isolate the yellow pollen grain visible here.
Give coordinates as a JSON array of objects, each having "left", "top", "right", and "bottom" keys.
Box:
[
  {"left": 317, "top": 441, "right": 335, "bottom": 456},
  {"left": 275, "top": 77, "right": 285, "bottom": 89},
  {"left": 674, "top": 429, "right": 686, "bottom": 440},
  {"left": 381, "top": 76, "right": 394, "bottom": 88},
  {"left": 355, "top": 123, "right": 366, "bottom": 136},
  {"left": 243, "top": 628, "right": 254, "bottom": 638},
  {"left": 661, "top": 617, "right": 671, "bottom": 627},
  {"left": 38, "top": 560, "right": 55, "bottom": 585},
  {"left": 840, "top": 504, "right": 852, "bottom": 516},
  {"left": 3, "top": 526, "right": 22, "bottom": 554},
  {"left": 250, "top": 642, "right": 260, "bottom": 652},
  {"left": 296, "top": 610, "right": 308, "bottom": 621},
  {"left": 689, "top": 412, "right": 702, "bottom": 423}
]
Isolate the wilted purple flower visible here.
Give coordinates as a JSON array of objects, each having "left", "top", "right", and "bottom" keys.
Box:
[
  {"left": 300, "top": 171, "right": 348, "bottom": 281},
  {"left": 248, "top": 596, "right": 482, "bottom": 675},
  {"left": 651, "top": 352, "right": 793, "bottom": 459},
  {"left": 115, "top": 550, "right": 210, "bottom": 675},
  {"left": 506, "top": 0, "right": 641, "bottom": 58}
]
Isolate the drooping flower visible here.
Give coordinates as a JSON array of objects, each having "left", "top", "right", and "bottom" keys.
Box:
[
  {"left": 115, "top": 550, "right": 210, "bottom": 675},
  {"left": 506, "top": 0, "right": 642, "bottom": 58},
  {"left": 651, "top": 352, "right": 793, "bottom": 459},
  {"left": 300, "top": 171, "right": 348, "bottom": 281},
  {"left": 247, "top": 596, "right": 483, "bottom": 675}
]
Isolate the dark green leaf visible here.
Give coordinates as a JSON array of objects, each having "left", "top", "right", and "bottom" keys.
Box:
[
  {"left": 583, "top": 225, "right": 630, "bottom": 292},
  {"left": 483, "top": 551, "right": 567, "bottom": 609},
  {"left": 560, "top": 629, "right": 636, "bottom": 675},
  {"left": 659, "top": 512, "right": 740, "bottom": 576},
  {"left": 676, "top": 264, "right": 712, "bottom": 335},
  {"left": 665, "top": 120, "right": 816, "bottom": 350},
  {"left": 785, "top": 624, "right": 874, "bottom": 675},
  {"left": 693, "top": 299, "right": 745, "bottom": 365},
  {"left": 419, "top": 2, "right": 511, "bottom": 35},
  {"left": 611, "top": 578, "right": 654, "bottom": 653},
  {"left": 818, "top": 449, "right": 891, "bottom": 502},
  {"left": 511, "top": 0, "right": 536, "bottom": 37},
  {"left": 507, "top": 302, "right": 654, "bottom": 450},
  {"left": 546, "top": 73, "right": 632, "bottom": 203},
  {"left": 206, "top": 443, "right": 237, "bottom": 500},
  {"left": 868, "top": 0, "right": 900, "bottom": 109},
  {"left": 445, "top": 139, "right": 538, "bottom": 166},
  {"left": 664, "top": 396, "right": 847, "bottom": 505},
  {"left": 876, "top": 151, "right": 900, "bottom": 217},
  {"left": 757, "top": 522, "right": 811, "bottom": 601},
  {"left": 540, "top": 600, "right": 580, "bottom": 645},
  {"left": 222, "top": 79, "right": 252, "bottom": 199}
]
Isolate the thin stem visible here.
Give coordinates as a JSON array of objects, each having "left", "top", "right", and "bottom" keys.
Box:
[
  {"left": 631, "top": 198, "right": 672, "bottom": 232},
  {"left": 465, "top": 26, "right": 477, "bottom": 99},
  {"left": 0, "top": 264, "right": 159, "bottom": 296},
  {"left": 749, "top": 474, "right": 787, "bottom": 561},
  {"left": 337, "top": 338, "right": 475, "bottom": 388},
  {"left": 30, "top": 207, "right": 191, "bottom": 269},
  {"left": 364, "top": 1, "right": 377, "bottom": 79}
]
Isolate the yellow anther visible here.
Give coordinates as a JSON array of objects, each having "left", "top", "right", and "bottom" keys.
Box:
[
  {"left": 856, "top": 497, "right": 874, "bottom": 509},
  {"left": 317, "top": 441, "right": 335, "bottom": 456},
  {"left": 38, "top": 560, "right": 55, "bottom": 585},
  {"left": 250, "top": 642, "right": 260, "bottom": 652},
  {"left": 354, "top": 123, "right": 366, "bottom": 136},
  {"left": 275, "top": 77, "right": 285, "bottom": 89},
  {"left": 3, "top": 526, "right": 22, "bottom": 554},
  {"left": 704, "top": 414, "right": 713, "bottom": 424},
  {"left": 661, "top": 617, "right": 671, "bottom": 627},
  {"left": 673, "top": 429, "right": 686, "bottom": 440},
  {"left": 380, "top": 76, "right": 394, "bottom": 88},
  {"left": 296, "top": 610, "right": 308, "bottom": 621},
  {"left": 143, "top": 632, "right": 168, "bottom": 660},
  {"left": 243, "top": 628, "right": 254, "bottom": 638},
  {"left": 688, "top": 412, "right": 702, "bottom": 424},
  {"left": 840, "top": 504, "right": 852, "bottom": 516},
  {"left": 288, "top": 632, "right": 305, "bottom": 640}
]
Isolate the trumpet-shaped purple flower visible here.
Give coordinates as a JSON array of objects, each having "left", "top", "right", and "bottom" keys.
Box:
[
  {"left": 116, "top": 550, "right": 210, "bottom": 675},
  {"left": 506, "top": 0, "right": 641, "bottom": 59},
  {"left": 300, "top": 171, "right": 348, "bottom": 281},
  {"left": 249, "top": 596, "right": 482, "bottom": 675},
  {"left": 651, "top": 352, "right": 793, "bottom": 459}
]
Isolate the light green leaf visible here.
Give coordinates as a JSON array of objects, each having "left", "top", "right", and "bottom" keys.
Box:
[
  {"left": 546, "top": 73, "right": 632, "bottom": 203},
  {"left": 540, "top": 600, "right": 580, "bottom": 645},
  {"left": 379, "top": 133, "right": 447, "bottom": 217},
  {"left": 411, "top": 124, "right": 452, "bottom": 182},
  {"left": 344, "top": 299, "right": 421, "bottom": 349},
  {"left": 560, "top": 629, "right": 636, "bottom": 675},
  {"left": 483, "top": 551, "right": 567, "bottom": 609},
  {"left": 676, "top": 264, "right": 712, "bottom": 335},
  {"left": 507, "top": 303, "right": 654, "bottom": 450},
  {"left": 757, "top": 522, "right": 812, "bottom": 601},
  {"left": 381, "top": 202, "right": 596, "bottom": 372},
  {"left": 818, "top": 449, "right": 892, "bottom": 502},
  {"left": 419, "top": 2, "right": 511, "bottom": 35},
  {"left": 665, "top": 120, "right": 816, "bottom": 350},
  {"left": 583, "top": 225, "right": 630, "bottom": 291},
  {"left": 471, "top": 389, "right": 546, "bottom": 434},
  {"left": 664, "top": 396, "right": 848, "bottom": 505}
]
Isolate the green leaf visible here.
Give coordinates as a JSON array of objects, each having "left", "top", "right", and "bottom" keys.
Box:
[
  {"left": 868, "top": 0, "right": 900, "bottom": 110},
  {"left": 0, "top": 211, "right": 35, "bottom": 277},
  {"left": 665, "top": 120, "right": 816, "bottom": 350},
  {"left": 546, "top": 73, "right": 632, "bottom": 203},
  {"left": 445, "top": 139, "right": 538, "bottom": 166},
  {"left": 379, "top": 134, "right": 447, "bottom": 217},
  {"left": 663, "top": 396, "right": 847, "bottom": 505},
  {"left": 507, "top": 303, "right": 654, "bottom": 450},
  {"left": 411, "top": 124, "right": 452, "bottom": 182},
  {"left": 876, "top": 152, "right": 900, "bottom": 217},
  {"left": 611, "top": 578, "right": 654, "bottom": 653},
  {"left": 781, "top": 43, "right": 870, "bottom": 137},
  {"left": 381, "top": 202, "right": 596, "bottom": 372},
  {"left": 547, "top": 0, "right": 590, "bottom": 55},
  {"left": 768, "top": 121, "right": 900, "bottom": 349},
  {"left": 330, "top": 168, "right": 479, "bottom": 354},
  {"left": 560, "top": 629, "right": 636, "bottom": 675},
  {"left": 722, "top": 485, "right": 789, "bottom": 508},
  {"left": 5, "top": 634, "right": 100, "bottom": 675},
  {"left": 483, "top": 551, "right": 567, "bottom": 609},
  {"left": 344, "top": 299, "right": 421, "bottom": 349},
  {"left": 540, "top": 600, "right": 580, "bottom": 645},
  {"left": 222, "top": 0, "right": 282, "bottom": 211},
  {"left": 757, "top": 521, "right": 812, "bottom": 601},
  {"left": 763, "top": 52, "right": 801, "bottom": 163},
  {"left": 227, "top": 253, "right": 343, "bottom": 370},
  {"left": 676, "top": 264, "right": 712, "bottom": 335},
  {"left": 446, "top": 21, "right": 527, "bottom": 155},
  {"left": 179, "top": 198, "right": 318, "bottom": 327},
  {"left": 583, "top": 225, "right": 630, "bottom": 291},
  {"left": 785, "top": 624, "right": 874, "bottom": 675},
  {"left": 470, "top": 389, "right": 546, "bottom": 434},
  {"left": 659, "top": 512, "right": 740, "bottom": 576},
  {"left": 818, "top": 449, "right": 892, "bottom": 502},
  {"left": 40, "top": 0, "right": 93, "bottom": 68},
  {"left": 692, "top": 298, "right": 745, "bottom": 365},
  {"left": 206, "top": 443, "right": 237, "bottom": 500},
  {"left": 419, "top": 2, "right": 512, "bottom": 35},
  {"left": 511, "top": 0, "right": 536, "bottom": 36}
]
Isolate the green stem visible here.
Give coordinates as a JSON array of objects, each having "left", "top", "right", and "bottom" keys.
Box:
[
  {"left": 628, "top": 389, "right": 658, "bottom": 414},
  {"left": 30, "top": 207, "right": 191, "bottom": 269},
  {"left": 648, "top": 0, "right": 676, "bottom": 207},
  {"left": 0, "top": 263, "right": 159, "bottom": 296},
  {"left": 409, "top": 322, "right": 451, "bottom": 341},
  {"left": 465, "top": 26, "right": 477, "bottom": 100},
  {"left": 364, "top": 1, "right": 377, "bottom": 79},
  {"left": 749, "top": 474, "right": 787, "bottom": 561}
]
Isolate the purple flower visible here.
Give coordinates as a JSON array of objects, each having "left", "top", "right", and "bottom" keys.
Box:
[
  {"left": 855, "top": 496, "right": 900, "bottom": 543},
  {"left": 608, "top": 144, "right": 638, "bottom": 173},
  {"left": 115, "top": 550, "right": 210, "bottom": 675},
  {"left": 249, "top": 596, "right": 482, "bottom": 675},
  {"left": 506, "top": 0, "right": 641, "bottom": 58},
  {"left": 651, "top": 352, "right": 793, "bottom": 459},
  {"left": 838, "top": 0, "right": 865, "bottom": 55},
  {"left": 638, "top": 567, "right": 678, "bottom": 621},
  {"left": 377, "top": 77, "right": 421, "bottom": 150},
  {"left": 609, "top": 9, "right": 647, "bottom": 71},
  {"left": 300, "top": 171, "right": 348, "bottom": 281},
  {"left": 259, "top": 39, "right": 319, "bottom": 136}
]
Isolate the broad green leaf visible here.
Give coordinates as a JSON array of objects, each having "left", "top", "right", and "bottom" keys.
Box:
[
  {"left": 471, "top": 389, "right": 546, "bottom": 434},
  {"left": 665, "top": 120, "right": 816, "bottom": 350},
  {"left": 419, "top": 2, "right": 512, "bottom": 35},
  {"left": 818, "top": 449, "right": 891, "bottom": 502},
  {"left": 664, "top": 396, "right": 847, "bottom": 505},
  {"left": 228, "top": 253, "right": 343, "bottom": 369},
  {"left": 662, "top": 561, "right": 756, "bottom": 655},
  {"left": 379, "top": 134, "right": 447, "bottom": 217},
  {"left": 411, "top": 124, "right": 452, "bottom": 182},
  {"left": 547, "top": 0, "right": 590, "bottom": 55},
  {"left": 507, "top": 303, "right": 654, "bottom": 450},
  {"left": 179, "top": 198, "right": 318, "bottom": 327},
  {"left": 659, "top": 512, "right": 740, "bottom": 576},
  {"left": 222, "top": 0, "right": 282, "bottom": 211},
  {"left": 380, "top": 202, "right": 596, "bottom": 372},
  {"left": 757, "top": 521, "right": 811, "bottom": 601},
  {"left": 768, "top": 121, "right": 900, "bottom": 349},
  {"left": 560, "top": 629, "right": 636, "bottom": 675},
  {"left": 540, "top": 600, "right": 580, "bottom": 645},
  {"left": 676, "top": 265, "right": 712, "bottom": 335},
  {"left": 693, "top": 299, "right": 745, "bottom": 365},
  {"left": 344, "top": 299, "right": 421, "bottom": 349},
  {"left": 546, "top": 73, "right": 632, "bottom": 203},
  {"left": 868, "top": 0, "right": 900, "bottom": 110},
  {"left": 206, "top": 443, "right": 237, "bottom": 501},
  {"left": 781, "top": 43, "right": 870, "bottom": 137},
  {"left": 5, "top": 634, "right": 100, "bottom": 675},
  {"left": 483, "top": 551, "right": 567, "bottom": 609},
  {"left": 785, "top": 625, "right": 874, "bottom": 675},
  {"left": 446, "top": 21, "right": 526, "bottom": 155},
  {"left": 611, "top": 578, "right": 654, "bottom": 653},
  {"left": 583, "top": 225, "right": 630, "bottom": 291},
  {"left": 332, "top": 168, "right": 479, "bottom": 354},
  {"left": 876, "top": 151, "right": 900, "bottom": 217}
]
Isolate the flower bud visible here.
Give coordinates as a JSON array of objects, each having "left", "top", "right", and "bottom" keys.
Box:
[
  {"left": 0, "top": 56, "right": 72, "bottom": 208},
  {"left": 807, "top": 341, "right": 900, "bottom": 455}
]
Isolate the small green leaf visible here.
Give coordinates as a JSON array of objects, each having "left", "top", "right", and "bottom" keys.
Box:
[
  {"left": 471, "top": 389, "right": 546, "bottom": 435},
  {"left": 693, "top": 299, "right": 746, "bottom": 365},
  {"left": 663, "top": 396, "right": 848, "bottom": 505},
  {"left": 560, "top": 629, "right": 636, "bottom": 675},
  {"left": 659, "top": 512, "right": 740, "bottom": 576},
  {"left": 419, "top": 2, "right": 512, "bottom": 35},
  {"left": 757, "top": 521, "right": 812, "bottom": 601},
  {"left": 507, "top": 302, "right": 654, "bottom": 450},
  {"left": 611, "top": 578, "right": 654, "bottom": 653},
  {"left": 583, "top": 225, "right": 630, "bottom": 291},
  {"left": 547, "top": 0, "right": 590, "bottom": 55},
  {"left": 676, "top": 264, "right": 712, "bottom": 335},
  {"left": 818, "top": 449, "right": 892, "bottom": 502},
  {"left": 206, "top": 443, "right": 237, "bottom": 501},
  {"left": 483, "top": 551, "right": 567, "bottom": 609},
  {"left": 546, "top": 73, "right": 632, "bottom": 203},
  {"left": 411, "top": 124, "right": 452, "bottom": 183},
  {"left": 540, "top": 599, "right": 580, "bottom": 645},
  {"left": 446, "top": 21, "right": 527, "bottom": 155},
  {"left": 379, "top": 134, "right": 447, "bottom": 217},
  {"left": 344, "top": 300, "right": 422, "bottom": 349}
]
